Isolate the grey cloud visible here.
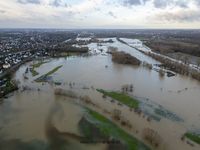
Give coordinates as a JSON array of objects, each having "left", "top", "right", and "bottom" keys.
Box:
[
  {"left": 156, "top": 10, "right": 200, "bottom": 22},
  {"left": 0, "top": 10, "right": 6, "bottom": 13},
  {"left": 17, "top": 0, "right": 41, "bottom": 5},
  {"left": 50, "top": 0, "right": 68, "bottom": 7},
  {"left": 52, "top": 0, "right": 61, "bottom": 7},
  {"left": 153, "top": 0, "right": 171, "bottom": 8},
  {"left": 153, "top": 0, "right": 189, "bottom": 9},
  {"left": 121, "top": 0, "right": 152, "bottom": 7},
  {"left": 175, "top": 0, "right": 188, "bottom": 8},
  {"left": 194, "top": 0, "right": 200, "bottom": 5},
  {"left": 142, "top": 0, "right": 151, "bottom": 4},
  {"left": 121, "top": 0, "right": 190, "bottom": 8},
  {"left": 108, "top": 11, "right": 117, "bottom": 18},
  {"left": 123, "top": 0, "right": 142, "bottom": 6},
  {"left": 94, "top": 7, "right": 101, "bottom": 11}
]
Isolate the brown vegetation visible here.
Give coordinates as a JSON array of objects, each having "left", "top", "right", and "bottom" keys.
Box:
[
  {"left": 112, "top": 109, "right": 122, "bottom": 121},
  {"left": 111, "top": 51, "right": 141, "bottom": 65},
  {"left": 146, "top": 40, "right": 200, "bottom": 57},
  {"left": 144, "top": 51, "right": 200, "bottom": 81},
  {"left": 120, "top": 117, "right": 132, "bottom": 129},
  {"left": 80, "top": 95, "right": 98, "bottom": 108},
  {"left": 54, "top": 88, "right": 77, "bottom": 98},
  {"left": 111, "top": 109, "right": 132, "bottom": 129},
  {"left": 121, "top": 84, "right": 134, "bottom": 93},
  {"left": 142, "top": 128, "right": 162, "bottom": 148},
  {"left": 143, "top": 61, "right": 153, "bottom": 70}
]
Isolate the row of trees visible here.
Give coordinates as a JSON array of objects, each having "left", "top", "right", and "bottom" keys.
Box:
[
  {"left": 145, "top": 52, "right": 200, "bottom": 81},
  {"left": 111, "top": 51, "right": 141, "bottom": 65}
]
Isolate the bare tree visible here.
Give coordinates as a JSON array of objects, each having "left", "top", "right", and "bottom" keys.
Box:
[
  {"left": 142, "top": 128, "right": 162, "bottom": 148},
  {"left": 184, "top": 55, "right": 189, "bottom": 64},
  {"left": 197, "top": 59, "right": 200, "bottom": 67},
  {"left": 112, "top": 109, "right": 121, "bottom": 121}
]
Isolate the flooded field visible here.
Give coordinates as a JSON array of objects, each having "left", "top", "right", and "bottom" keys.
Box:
[{"left": 0, "top": 38, "right": 200, "bottom": 150}]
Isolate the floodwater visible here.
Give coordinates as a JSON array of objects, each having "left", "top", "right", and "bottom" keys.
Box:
[{"left": 0, "top": 38, "right": 200, "bottom": 150}]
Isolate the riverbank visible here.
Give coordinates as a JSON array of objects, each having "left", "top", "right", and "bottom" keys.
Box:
[
  {"left": 0, "top": 57, "right": 34, "bottom": 98},
  {"left": 118, "top": 38, "right": 200, "bottom": 82},
  {"left": 0, "top": 77, "right": 18, "bottom": 98}
]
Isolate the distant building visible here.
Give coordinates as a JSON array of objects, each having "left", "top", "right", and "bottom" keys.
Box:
[{"left": 3, "top": 63, "right": 11, "bottom": 69}]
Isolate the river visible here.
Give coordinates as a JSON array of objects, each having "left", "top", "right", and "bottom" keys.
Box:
[{"left": 0, "top": 37, "right": 200, "bottom": 150}]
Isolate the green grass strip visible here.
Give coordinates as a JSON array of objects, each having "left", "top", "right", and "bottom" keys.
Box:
[
  {"left": 30, "top": 61, "right": 48, "bottom": 77},
  {"left": 35, "top": 65, "right": 63, "bottom": 82},
  {"left": 30, "top": 69, "right": 39, "bottom": 77},
  {"left": 97, "top": 89, "right": 139, "bottom": 109},
  {"left": 185, "top": 132, "right": 200, "bottom": 144},
  {"left": 45, "top": 65, "right": 62, "bottom": 76},
  {"left": 86, "top": 108, "right": 151, "bottom": 150},
  {"left": 31, "top": 61, "right": 48, "bottom": 68}
]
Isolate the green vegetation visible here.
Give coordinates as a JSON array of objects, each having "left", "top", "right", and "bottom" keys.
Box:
[
  {"left": 31, "top": 61, "right": 48, "bottom": 68},
  {"left": 0, "top": 79, "right": 18, "bottom": 98},
  {"left": 30, "top": 69, "right": 39, "bottom": 76},
  {"left": 83, "top": 108, "right": 151, "bottom": 150},
  {"left": 185, "top": 132, "right": 200, "bottom": 144},
  {"left": 30, "top": 61, "right": 48, "bottom": 77},
  {"left": 4, "top": 81, "right": 18, "bottom": 94},
  {"left": 154, "top": 108, "right": 183, "bottom": 122},
  {"left": 60, "top": 52, "right": 75, "bottom": 57},
  {"left": 54, "top": 82, "right": 62, "bottom": 85},
  {"left": 5, "top": 80, "right": 17, "bottom": 91},
  {"left": 79, "top": 117, "right": 109, "bottom": 141},
  {"left": 35, "top": 65, "right": 63, "bottom": 82},
  {"left": 44, "top": 65, "right": 62, "bottom": 76},
  {"left": 97, "top": 89, "right": 139, "bottom": 109}
]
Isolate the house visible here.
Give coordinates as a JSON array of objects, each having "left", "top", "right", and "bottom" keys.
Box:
[
  {"left": 23, "top": 54, "right": 28, "bottom": 58},
  {"left": 3, "top": 63, "right": 11, "bottom": 69}
]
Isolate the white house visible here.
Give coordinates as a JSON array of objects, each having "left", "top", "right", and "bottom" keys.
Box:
[{"left": 3, "top": 63, "right": 11, "bottom": 69}]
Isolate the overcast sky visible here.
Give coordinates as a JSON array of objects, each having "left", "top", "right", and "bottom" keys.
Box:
[{"left": 0, "top": 0, "right": 200, "bottom": 29}]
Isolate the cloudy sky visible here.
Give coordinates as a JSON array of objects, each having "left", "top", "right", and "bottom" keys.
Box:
[{"left": 0, "top": 0, "right": 200, "bottom": 28}]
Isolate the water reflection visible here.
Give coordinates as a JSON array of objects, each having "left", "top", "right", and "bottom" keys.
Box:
[
  {"left": 45, "top": 101, "right": 83, "bottom": 150},
  {"left": 0, "top": 138, "right": 47, "bottom": 150}
]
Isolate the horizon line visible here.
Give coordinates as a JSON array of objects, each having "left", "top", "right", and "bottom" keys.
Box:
[{"left": 0, "top": 27, "right": 200, "bottom": 30}]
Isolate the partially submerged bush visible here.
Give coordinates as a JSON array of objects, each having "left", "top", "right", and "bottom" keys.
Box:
[
  {"left": 143, "top": 61, "right": 153, "bottom": 70},
  {"left": 142, "top": 128, "right": 162, "bottom": 148},
  {"left": 107, "top": 46, "right": 118, "bottom": 54},
  {"left": 54, "top": 88, "right": 77, "bottom": 98},
  {"left": 121, "top": 84, "right": 134, "bottom": 93},
  {"left": 112, "top": 109, "right": 122, "bottom": 121},
  {"left": 159, "top": 69, "right": 165, "bottom": 77},
  {"left": 145, "top": 51, "right": 200, "bottom": 81}
]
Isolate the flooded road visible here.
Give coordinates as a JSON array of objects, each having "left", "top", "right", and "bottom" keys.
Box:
[{"left": 0, "top": 38, "right": 200, "bottom": 150}]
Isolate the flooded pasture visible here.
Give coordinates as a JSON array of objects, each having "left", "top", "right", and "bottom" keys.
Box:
[{"left": 0, "top": 38, "right": 200, "bottom": 150}]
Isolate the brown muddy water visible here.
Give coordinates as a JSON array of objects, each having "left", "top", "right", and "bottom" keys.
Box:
[{"left": 0, "top": 38, "right": 200, "bottom": 150}]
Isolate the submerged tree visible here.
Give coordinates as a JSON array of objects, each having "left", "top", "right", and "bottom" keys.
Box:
[
  {"left": 142, "top": 128, "right": 162, "bottom": 148},
  {"left": 112, "top": 109, "right": 122, "bottom": 121},
  {"left": 159, "top": 68, "right": 165, "bottom": 77}
]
